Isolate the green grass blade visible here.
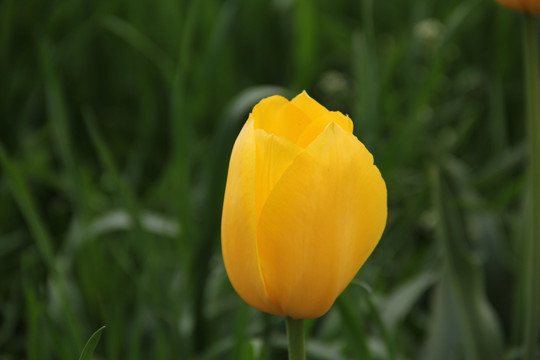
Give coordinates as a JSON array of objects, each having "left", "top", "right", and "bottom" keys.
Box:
[
  {"left": 0, "top": 0, "right": 14, "bottom": 52},
  {"left": 0, "top": 144, "right": 56, "bottom": 272},
  {"left": 83, "top": 110, "right": 141, "bottom": 232},
  {"left": 352, "top": 282, "right": 396, "bottom": 360},
  {"left": 99, "top": 15, "right": 174, "bottom": 82},
  {"left": 382, "top": 272, "right": 437, "bottom": 330},
  {"left": 420, "top": 275, "right": 462, "bottom": 360},
  {"left": 335, "top": 293, "right": 372, "bottom": 359},
  {"left": 520, "top": 14, "right": 540, "bottom": 360},
  {"left": 230, "top": 304, "right": 251, "bottom": 360},
  {"left": 0, "top": 144, "right": 84, "bottom": 352},
  {"left": 78, "top": 326, "right": 106, "bottom": 360},
  {"left": 166, "top": 0, "right": 204, "bottom": 275},
  {"left": 291, "top": 0, "right": 317, "bottom": 89},
  {"left": 39, "top": 41, "right": 88, "bottom": 217},
  {"left": 352, "top": 31, "right": 379, "bottom": 147},
  {"left": 23, "top": 276, "right": 47, "bottom": 360},
  {"left": 430, "top": 166, "right": 504, "bottom": 360}
]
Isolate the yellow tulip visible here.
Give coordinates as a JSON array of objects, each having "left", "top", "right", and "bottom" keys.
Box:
[
  {"left": 496, "top": 0, "right": 540, "bottom": 13},
  {"left": 221, "top": 91, "right": 387, "bottom": 319}
]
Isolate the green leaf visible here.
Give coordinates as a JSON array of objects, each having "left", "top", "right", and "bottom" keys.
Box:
[
  {"left": 420, "top": 275, "right": 462, "bottom": 360},
  {"left": 39, "top": 40, "right": 88, "bottom": 216},
  {"left": 83, "top": 111, "right": 142, "bottom": 234},
  {"left": 429, "top": 166, "right": 504, "bottom": 360},
  {"left": 99, "top": 15, "right": 174, "bottom": 81},
  {"left": 0, "top": 144, "right": 56, "bottom": 273},
  {"left": 382, "top": 272, "right": 437, "bottom": 330},
  {"left": 335, "top": 292, "right": 372, "bottom": 360},
  {"left": 78, "top": 326, "right": 105, "bottom": 360}
]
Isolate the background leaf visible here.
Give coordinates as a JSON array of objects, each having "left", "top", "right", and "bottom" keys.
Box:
[{"left": 78, "top": 326, "right": 106, "bottom": 360}]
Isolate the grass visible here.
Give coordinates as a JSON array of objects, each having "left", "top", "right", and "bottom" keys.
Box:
[{"left": 0, "top": 0, "right": 537, "bottom": 359}]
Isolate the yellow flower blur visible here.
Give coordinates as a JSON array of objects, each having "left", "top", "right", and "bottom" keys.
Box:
[
  {"left": 496, "top": 0, "right": 540, "bottom": 13},
  {"left": 221, "top": 91, "right": 387, "bottom": 319}
]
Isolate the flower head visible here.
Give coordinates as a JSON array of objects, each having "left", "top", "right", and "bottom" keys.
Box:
[{"left": 221, "top": 91, "right": 387, "bottom": 319}]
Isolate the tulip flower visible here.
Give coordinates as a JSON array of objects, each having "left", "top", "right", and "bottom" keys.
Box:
[
  {"left": 496, "top": 0, "right": 540, "bottom": 13},
  {"left": 221, "top": 91, "right": 387, "bottom": 320}
]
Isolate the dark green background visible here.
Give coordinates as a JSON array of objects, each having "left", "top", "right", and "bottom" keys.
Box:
[{"left": 0, "top": 0, "right": 532, "bottom": 359}]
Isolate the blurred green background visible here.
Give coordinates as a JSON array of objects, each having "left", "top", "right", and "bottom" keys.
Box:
[{"left": 0, "top": 0, "right": 536, "bottom": 359}]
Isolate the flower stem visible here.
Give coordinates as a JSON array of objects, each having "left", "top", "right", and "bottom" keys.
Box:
[
  {"left": 522, "top": 13, "right": 540, "bottom": 360},
  {"left": 286, "top": 317, "right": 305, "bottom": 360}
]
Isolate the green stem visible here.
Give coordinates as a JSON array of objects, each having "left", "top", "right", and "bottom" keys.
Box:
[
  {"left": 286, "top": 317, "right": 305, "bottom": 360},
  {"left": 522, "top": 13, "right": 540, "bottom": 360}
]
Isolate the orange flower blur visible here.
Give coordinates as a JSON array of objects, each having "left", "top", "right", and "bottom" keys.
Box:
[{"left": 496, "top": 0, "right": 540, "bottom": 13}]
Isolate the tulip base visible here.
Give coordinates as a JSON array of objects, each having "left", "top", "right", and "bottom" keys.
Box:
[{"left": 285, "top": 317, "right": 305, "bottom": 360}]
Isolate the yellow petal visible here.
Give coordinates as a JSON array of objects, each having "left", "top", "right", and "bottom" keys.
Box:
[
  {"left": 296, "top": 111, "right": 354, "bottom": 148},
  {"left": 252, "top": 95, "right": 311, "bottom": 143},
  {"left": 221, "top": 118, "right": 283, "bottom": 315},
  {"left": 254, "top": 116, "right": 303, "bottom": 222},
  {"left": 256, "top": 122, "right": 387, "bottom": 318},
  {"left": 291, "top": 91, "right": 328, "bottom": 119}
]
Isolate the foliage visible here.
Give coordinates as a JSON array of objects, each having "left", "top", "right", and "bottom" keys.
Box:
[{"left": 0, "top": 0, "right": 532, "bottom": 359}]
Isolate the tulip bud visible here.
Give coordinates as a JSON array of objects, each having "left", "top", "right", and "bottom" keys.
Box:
[
  {"left": 221, "top": 91, "right": 387, "bottom": 319},
  {"left": 496, "top": 0, "right": 540, "bottom": 14}
]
